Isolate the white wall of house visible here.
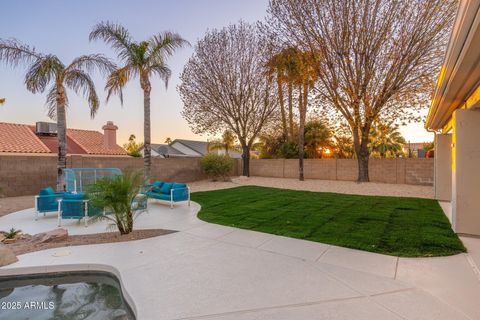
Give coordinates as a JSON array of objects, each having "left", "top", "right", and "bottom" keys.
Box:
[{"left": 451, "top": 109, "right": 480, "bottom": 235}]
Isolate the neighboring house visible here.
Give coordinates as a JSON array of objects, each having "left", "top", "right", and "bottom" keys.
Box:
[
  {"left": 141, "top": 139, "right": 242, "bottom": 158},
  {"left": 402, "top": 142, "right": 432, "bottom": 158},
  {"left": 426, "top": 0, "right": 480, "bottom": 237},
  {"left": 0, "top": 121, "right": 127, "bottom": 155},
  {"left": 149, "top": 144, "right": 192, "bottom": 158}
]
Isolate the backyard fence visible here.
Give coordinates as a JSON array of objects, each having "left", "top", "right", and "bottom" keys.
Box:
[
  {"left": 0, "top": 154, "right": 432, "bottom": 197},
  {"left": 0, "top": 154, "right": 220, "bottom": 197},
  {"left": 242, "top": 158, "right": 433, "bottom": 186}
]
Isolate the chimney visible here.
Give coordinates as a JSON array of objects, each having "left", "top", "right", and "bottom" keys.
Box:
[{"left": 102, "top": 121, "right": 118, "bottom": 149}]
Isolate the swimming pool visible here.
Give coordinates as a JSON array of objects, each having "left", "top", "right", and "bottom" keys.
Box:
[{"left": 0, "top": 271, "right": 135, "bottom": 320}]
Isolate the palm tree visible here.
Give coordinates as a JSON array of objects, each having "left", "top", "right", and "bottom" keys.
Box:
[
  {"left": 164, "top": 137, "right": 172, "bottom": 144},
  {"left": 266, "top": 52, "right": 288, "bottom": 140},
  {"left": 207, "top": 130, "right": 237, "bottom": 156},
  {"left": 304, "top": 120, "right": 333, "bottom": 158},
  {"left": 295, "top": 50, "right": 318, "bottom": 181},
  {"left": 0, "top": 39, "right": 114, "bottom": 190},
  {"left": 123, "top": 134, "right": 143, "bottom": 157},
  {"left": 90, "top": 22, "right": 189, "bottom": 181},
  {"left": 282, "top": 47, "right": 300, "bottom": 141},
  {"left": 266, "top": 47, "right": 300, "bottom": 142},
  {"left": 334, "top": 135, "right": 354, "bottom": 159},
  {"left": 369, "top": 121, "right": 406, "bottom": 158}
]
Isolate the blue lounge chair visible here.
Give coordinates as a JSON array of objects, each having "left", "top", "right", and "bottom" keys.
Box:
[
  {"left": 35, "top": 187, "right": 66, "bottom": 220},
  {"left": 144, "top": 181, "right": 190, "bottom": 208},
  {"left": 57, "top": 192, "right": 103, "bottom": 227}
]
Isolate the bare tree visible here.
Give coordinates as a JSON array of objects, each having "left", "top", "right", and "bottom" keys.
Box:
[
  {"left": 179, "top": 21, "right": 277, "bottom": 176},
  {"left": 266, "top": 0, "right": 456, "bottom": 182}
]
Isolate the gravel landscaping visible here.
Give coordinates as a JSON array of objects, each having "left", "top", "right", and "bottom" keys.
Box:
[
  {"left": 5, "top": 229, "right": 176, "bottom": 255},
  {"left": 190, "top": 176, "right": 434, "bottom": 198}
]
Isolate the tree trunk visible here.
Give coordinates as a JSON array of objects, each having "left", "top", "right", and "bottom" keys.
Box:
[
  {"left": 277, "top": 73, "right": 288, "bottom": 140},
  {"left": 141, "top": 76, "right": 152, "bottom": 182},
  {"left": 126, "top": 210, "right": 133, "bottom": 233},
  {"left": 353, "top": 125, "right": 371, "bottom": 182},
  {"left": 56, "top": 85, "right": 67, "bottom": 191},
  {"left": 357, "top": 146, "right": 369, "bottom": 182},
  {"left": 298, "top": 84, "right": 307, "bottom": 181},
  {"left": 288, "top": 82, "right": 294, "bottom": 140},
  {"left": 241, "top": 144, "right": 250, "bottom": 177}
]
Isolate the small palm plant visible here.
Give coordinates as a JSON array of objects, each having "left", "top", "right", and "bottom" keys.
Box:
[
  {"left": 2, "top": 228, "right": 21, "bottom": 239},
  {"left": 87, "top": 170, "right": 146, "bottom": 235}
]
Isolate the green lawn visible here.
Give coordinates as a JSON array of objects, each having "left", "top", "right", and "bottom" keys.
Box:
[{"left": 191, "top": 186, "right": 465, "bottom": 257}]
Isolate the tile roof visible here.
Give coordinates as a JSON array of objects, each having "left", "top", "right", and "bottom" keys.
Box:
[
  {"left": 0, "top": 122, "right": 127, "bottom": 155},
  {"left": 0, "top": 122, "right": 50, "bottom": 153},
  {"left": 31, "top": 127, "right": 88, "bottom": 155},
  {"left": 67, "top": 129, "right": 127, "bottom": 155}
]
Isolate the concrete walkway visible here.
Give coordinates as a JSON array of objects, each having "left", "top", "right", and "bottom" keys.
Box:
[{"left": 1, "top": 202, "right": 479, "bottom": 319}]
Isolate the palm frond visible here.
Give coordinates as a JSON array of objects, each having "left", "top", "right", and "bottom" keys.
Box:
[
  {"left": 64, "top": 69, "right": 100, "bottom": 118},
  {"left": 105, "top": 65, "right": 134, "bottom": 104},
  {"left": 45, "top": 85, "right": 68, "bottom": 120},
  {"left": 149, "top": 63, "right": 171, "bottom": 88},
  {"left": 0, "top": 38, "right": 42, "bottom": 67},
  {"left": 89, "top": 21, "right": 132, "bottom": 61},
  {"left": 147, "top": 31, "right": 190, "bottom": 62},
  {"left": 24, "top": 55, "right": 63, "bottom": 93},
  {"left": 67, "top": 53, "right": 116, "bottom": 76}
]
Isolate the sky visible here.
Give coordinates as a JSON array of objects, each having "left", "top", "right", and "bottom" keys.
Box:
[{"left": 0, "top": 0, "right": 433, "bottom": 145}]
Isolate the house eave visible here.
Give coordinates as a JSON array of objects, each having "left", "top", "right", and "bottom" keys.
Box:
[{"left": 426, "top": 0, "right": 480, "bottom": 131}]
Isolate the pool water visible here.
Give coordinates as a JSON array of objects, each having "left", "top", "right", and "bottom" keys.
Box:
[{"left": 0, "top": 271, "right": 135, "bottom": 320}]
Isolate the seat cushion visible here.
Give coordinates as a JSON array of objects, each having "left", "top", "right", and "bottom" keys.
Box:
[
  {"left": 172, "top": 183, "right": 187, "bottom": 189},
  {"left": 160, "top": 182, "right": 173, "bottom": 194},
  {"left": 39, "top": 187, "right": 55, "bottom": 196},
  {"left": 63, "top": 192, "right": 86, "bottom": 200},
  {"left": 152, "top": 186, "right": 162, "bottom": 193},
  {"left": 153, "top": 181, "right": 164, "bottom": 188}
]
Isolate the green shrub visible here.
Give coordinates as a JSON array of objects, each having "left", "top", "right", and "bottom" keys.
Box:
[{"left": 201, "top": 153, "right": 234, "bottom": 181}]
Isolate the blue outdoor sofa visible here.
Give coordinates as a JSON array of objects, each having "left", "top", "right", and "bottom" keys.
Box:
[{"left": 144, "top": 181, "right": 190, "bottom": 208}]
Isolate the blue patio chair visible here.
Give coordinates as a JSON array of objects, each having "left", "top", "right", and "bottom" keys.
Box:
[
  {"left": 144, "top": 181, "right": 190, "bottom": 208},
  {"left": 35, "top": 187, "right": 66, "bottom": 220},
  {"left": 57, "top": 192, "right": 103, "bottom": 227}
]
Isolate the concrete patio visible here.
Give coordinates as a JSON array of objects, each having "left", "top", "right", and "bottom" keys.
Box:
[{"left": 1, "top": 198, "right": 479, "bottom": 320}]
